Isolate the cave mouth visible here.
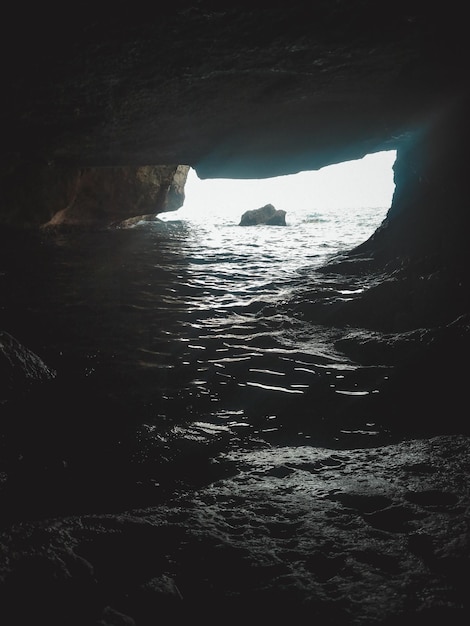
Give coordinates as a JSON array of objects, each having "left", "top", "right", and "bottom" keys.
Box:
[{"left": 162, "top": 150, "right": 397, "bottom": 236}]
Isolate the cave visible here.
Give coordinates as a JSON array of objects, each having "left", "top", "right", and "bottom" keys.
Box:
[{"left": 1, "top": 3, "right": 469, "bottom": 625}]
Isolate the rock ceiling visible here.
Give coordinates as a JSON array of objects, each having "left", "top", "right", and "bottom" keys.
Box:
[{"left": 2, "top": 2, "right": 468, "bottom": 179}]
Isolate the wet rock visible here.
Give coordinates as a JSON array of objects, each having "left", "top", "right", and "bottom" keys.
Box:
[
  {"left": 0, "top": 549, "right": 97, "bottom": 625},
  {"left": 41, "top": 165, "right": 189, "bottom": 229},
  {"left": 266, "top": 464, "right": 295, "bottom": 478},
  {"left": 304, "top": 551, "right": 346, "bottom": 581},
  {"left": 111, "top": 214, "right": 165, "bottom": 229},
  {"left": 0, "top": 435, "right": 469, "bottom": 625},
  {"left": 328, "top": 492, "right": 393, "bottom": 513},
  {"left": 362, "top": 505, "right": 420, "bottom": 533},
  {"left": 0, "top": 330, "right": 56, "bottom": 403},
  {"left": 98, "top": 606, "right": 136, "bottom": 626},
  {"left": 404, "top": 490, "right": 459, "bottom": 508},
  {"left": 239, "top": 204, "right": 286, "bottom": 226},
  {"left": 125, "top": 574, "right": 183, "bottom": 623}
]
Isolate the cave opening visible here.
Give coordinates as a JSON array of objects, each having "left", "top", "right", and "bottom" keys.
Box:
[
  {"left": 166, "top": 150, "right": 395, "bottom": 219},
  {"left": 161, "top": 150, "right": 396, "bottom": 255},
  {"left": 2, "top": 2, "right": 470, "bottom": 619}
]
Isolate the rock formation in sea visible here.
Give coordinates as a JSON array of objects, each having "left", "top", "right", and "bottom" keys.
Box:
[
  {"left": 0, "top": 3, "right": 469, "bottom": 624},
  {"left": 239, "top": 203, "right": 286, "bottom": 226}
]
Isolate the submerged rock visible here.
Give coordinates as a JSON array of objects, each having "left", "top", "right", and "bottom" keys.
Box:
[
  {"left": 0, "top": 331, "right": 56, "bottom": 403},
  {"left": 239, "top": 204, "right": 286, "bottom": 226}
]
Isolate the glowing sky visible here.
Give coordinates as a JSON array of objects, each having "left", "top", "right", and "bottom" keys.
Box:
[{"left": 167, "top": 150, "right": 396, "bottom": 219}]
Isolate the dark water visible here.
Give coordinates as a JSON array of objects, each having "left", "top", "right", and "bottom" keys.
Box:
[{"left": 0, "top": 208, "right": 394, "bottom": 505}]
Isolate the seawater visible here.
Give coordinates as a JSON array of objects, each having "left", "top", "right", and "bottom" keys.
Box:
[{"left": 0, "top": 204, "right": 391, "bottom": 451}]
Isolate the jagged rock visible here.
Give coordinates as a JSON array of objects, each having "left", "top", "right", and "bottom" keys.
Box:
[
  {"left": 0, "top": 548, "right": 96, "bottom": 625},
  {"left": 0, "top": 435, "right": 469, "bottom": 624},
  {"left": 41, "top": 165, "right": 189, "bottom": 228},
  {"left": 239, "top": 204, "right": 286, "bottom": 226},
  {"left": 0, "top": 331, "right": 56, "bottom": 403},
  {"left": 111, "top": 214, "right": 165, "bottom": 229},
  {"left": 0, "top": 6, "right": 469, "bottom": 626},
  {"left": 98, "top": 606, "right": 136, "bottom": 626}
]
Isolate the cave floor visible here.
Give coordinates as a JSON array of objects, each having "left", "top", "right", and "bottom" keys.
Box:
[{"left": 0, "top": 434, "right": 469, "bottom": 625}]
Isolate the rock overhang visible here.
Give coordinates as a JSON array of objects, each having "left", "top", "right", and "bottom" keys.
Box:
[{"left": 1, "top": 2, "right": 468, "bottom": 181}]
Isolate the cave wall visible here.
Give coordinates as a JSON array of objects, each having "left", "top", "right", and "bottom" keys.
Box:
[
  {"left": 43, "top": 164, "right": 189, "bottom": 228},
  {"left": 355, "top": 94, "right": 470, "bottom": 272},
  {"left": 0, "top": 163, "right": 189, "bottom": 229},
  {"left": 0, "top": 2, "right": 468, "bottom": 247}
]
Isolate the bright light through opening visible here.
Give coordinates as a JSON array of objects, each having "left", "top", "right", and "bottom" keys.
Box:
[{"left": 162, "top": 150, "right": 396, "bottom": 223}]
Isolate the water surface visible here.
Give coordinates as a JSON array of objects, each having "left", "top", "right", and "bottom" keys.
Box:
[{"left": 1, "top": 204, "right": 392, "bottom": 458}]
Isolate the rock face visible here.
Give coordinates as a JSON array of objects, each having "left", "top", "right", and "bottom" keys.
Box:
[
  {"left": 0, "top": 164, "right": 189, "bottom": 229},
  {"left": 1, "top": 4, "right": 467, "bottom": 177},
  {"left": 0, "top": 331, "right": 56, "bottom": 402},
  {"left": 43, "top": 164, "right": 189, "bottom": 229},
  {"left": 239, "top": 204, "right": 286, "bottom": 226},
  {"left": 0, "top": 3, "right": 468, "bottom": 240},
  {"left": 0, "top": 434, "right": 469, "bottom": 624},
  {"left": 0, "top": 6, "right": 470, "bottom": 625}
]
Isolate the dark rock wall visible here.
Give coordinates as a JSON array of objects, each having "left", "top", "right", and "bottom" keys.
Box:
[
  {"left": 0, "top": 3, "right": 468, "bottom": 272},
  {"left": 354, "top": 94, "right": 470, "bottom": 272},
  {"left": 0, "top": 160, "right": 77, "bottom": 229},
  {"left": 0, "top": 163, "right": 189, "bottom": 228},
  {"left": 43, "top": 164, "right": 189, "bottom": 228}
]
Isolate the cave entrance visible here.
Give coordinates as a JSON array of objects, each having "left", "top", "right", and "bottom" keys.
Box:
[{"left": 161, "top": 150, "right": 396, "bottom": 243}]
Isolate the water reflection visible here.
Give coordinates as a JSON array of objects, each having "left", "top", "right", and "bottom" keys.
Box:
[{"left": 1, "top": 210, "right": 392, "bottom": 456}]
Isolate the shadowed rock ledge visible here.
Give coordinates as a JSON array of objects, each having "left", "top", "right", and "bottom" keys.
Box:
[{"left": 0, "top": 434, "right": 469, "bottom": 625}]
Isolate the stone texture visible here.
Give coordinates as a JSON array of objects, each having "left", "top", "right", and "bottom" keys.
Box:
[
  {"left": 43, "top": 164, "right": 189, "bottom": 229},
  {"left": 0, "top": 435, "right": 469, "bottom": 624},
  {"left": 0, "top": 1, "right": 467, "bottom": 290},
  {"left": 0, "top": 5, "right": 469, "bottom": 625},
  {"left": 1, "top": 3, "right": 466, "bottom": 175},
  {"left": 0, "top": 331, "right": 56, "bottom": 402},
  {"left": 0, "top": 164, "right": 188, "bottom": 229},
  {"left": 239, "top": 203, "right": 286, "bottom": 226},
  {"left": 0, "top": 4, "right": 468, "bottom": 204}
]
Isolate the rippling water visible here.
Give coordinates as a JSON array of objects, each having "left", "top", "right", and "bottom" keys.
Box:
[{"left": 1, "top": 204, "right": 392, "bottom": 456}]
